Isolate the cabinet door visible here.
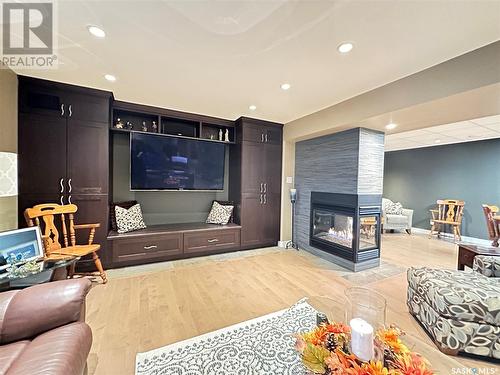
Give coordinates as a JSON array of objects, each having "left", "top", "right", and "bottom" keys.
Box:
[
  {"left": 66, "top": 93, "right": 110, "bottom": 123},
  {"left": 67, "top": 120, "right": 109, "bottom": 195},
  {"left": 240, "top": 194, "right": 264, "bottom": 247},
  {"left": 241, "top": 123, "right": 266, "bottom": 143},
  {"left": 264, "top": 143, "right": 282, "bottom": 195},
  {"left": 70, "top": 194, "right": 109, "bottom": 268},
  {"left": 264, "top": 126, "right": 282, "bottom": 145},
  {"left": 241, "top": 141, "right": 265, "bottom": 194},
  {"left": 19, "top": 113, "right": 67, "bottom": 195},
  {"left": 19, "top": 83, "right": 66, "bottom": 117},
  {"left": 262, "top": 193, "right": 281, "bottom": 245}
]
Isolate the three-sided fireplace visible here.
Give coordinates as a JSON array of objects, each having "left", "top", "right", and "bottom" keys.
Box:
[{"left": 310, "top": 192, "right": 381, "bottom": 265}]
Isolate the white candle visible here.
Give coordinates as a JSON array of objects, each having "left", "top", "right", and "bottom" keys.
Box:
[{"left": 350, "top": 318, "right": 374, "bottom": 362}]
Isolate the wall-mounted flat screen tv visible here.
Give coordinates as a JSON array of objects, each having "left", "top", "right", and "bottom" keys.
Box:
[{"left": 130, "top": 132, "right": 226, "bottom": 191}]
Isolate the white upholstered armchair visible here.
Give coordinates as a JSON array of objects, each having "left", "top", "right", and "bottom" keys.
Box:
[{"left": 382, "top": 198, "right": 413, "bottom": 234}]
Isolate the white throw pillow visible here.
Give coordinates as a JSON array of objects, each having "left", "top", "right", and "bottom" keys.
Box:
[
  {"left": 115, "top": 204, "right": 147, "bottom": 233},
  {"left": 206, "top": 201, "right": 233, "bottom": 225}
]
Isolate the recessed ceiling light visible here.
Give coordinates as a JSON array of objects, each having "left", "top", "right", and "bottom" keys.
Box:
[
  {"left": 249, "top": 105, "right": 257, "bottom": 111},
  {"left": 435, "top": 139, "right": 441, "bottom": 143},
  {"left": 87, "top": 25, "right": 106, "bottom": 38},
  {"left": 104, "top": 74, "right": 116, "bottom": 82},
  {"left": 280, "top": 83, "right": 291, "bottom": 91},
  {"left": 337, "top": 42, "right": 354, "bottom": 54},
  {"left": 385, "top": 123, "right": 397, "bottom": 130}
]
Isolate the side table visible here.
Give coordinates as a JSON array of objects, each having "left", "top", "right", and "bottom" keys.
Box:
[
  {"left": 457, "top": 243, "right": 500, "bottom": 270},
  {"left": 0, "top": 256, "right": 79, "bottom": 291}
]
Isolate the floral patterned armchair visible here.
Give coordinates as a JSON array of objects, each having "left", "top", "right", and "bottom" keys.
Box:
[
  {"left": 407, "top": 255, "right": 500, "bottom": 360},
  {"left": 382, "top": 198, "right": 413, "bottom": 234}
]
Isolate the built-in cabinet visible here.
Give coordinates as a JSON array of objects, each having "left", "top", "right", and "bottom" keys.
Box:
[
  {"left": 18, "top": 77, "right": 112, "bottom": 269},
  {"left": 230, "top": 117, "right": 283, "bottom": 248},
  {"left": 17, "top": 77, "right": 283, "bottom": 270},
  {"left": 108, "top": 223, "right": 241, "bottom": 266}
]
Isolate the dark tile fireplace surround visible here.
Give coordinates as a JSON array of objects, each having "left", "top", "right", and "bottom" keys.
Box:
[{"left": 310, "top": 192, "right": 382, "bottom": 266}]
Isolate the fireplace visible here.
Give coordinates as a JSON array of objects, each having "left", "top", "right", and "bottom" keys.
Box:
[{"left": 310, "top": 192, "right": 381, "bottom": 264}]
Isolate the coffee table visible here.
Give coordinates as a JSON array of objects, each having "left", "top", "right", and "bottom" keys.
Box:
[
  {"left": 308, "top": 296, "right": 462, "bottom": 373},
  {"left": 136, "top": 295, "right": 466, "bottom": 375},
  {"left": 457, "top": 243, "right": 500, "bottom": 270},
  {"left": 0, "top": 256, "right": 79, "bottom": 291}
]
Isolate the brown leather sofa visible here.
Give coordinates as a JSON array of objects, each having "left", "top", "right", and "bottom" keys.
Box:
[{"left": 0, "top": 278, "right": 92, "bottom": 375}]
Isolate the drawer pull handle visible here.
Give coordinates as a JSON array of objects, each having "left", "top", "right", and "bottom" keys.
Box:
[
  {"left": 144, "top": 245, "right": 158, "bottom": 250},
  {"left": 207, "top": 238, "right": 219, "bottom": 243}
]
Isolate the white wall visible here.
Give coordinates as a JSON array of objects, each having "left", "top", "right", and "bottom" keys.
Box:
[{"left": 280, "top": 42, "right": 500, "bottom": 241}]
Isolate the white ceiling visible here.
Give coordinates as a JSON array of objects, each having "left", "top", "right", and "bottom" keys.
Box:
[
  {"left": 385, "top": 114, "right": 500, "bottom": 151},
  {"left": 10, "top": 1, "right": 500, "bottom": 123}
]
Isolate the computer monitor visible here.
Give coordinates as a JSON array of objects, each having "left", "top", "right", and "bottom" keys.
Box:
[{"left": 0, "top": 227, "right": 44, "bottom": 268}]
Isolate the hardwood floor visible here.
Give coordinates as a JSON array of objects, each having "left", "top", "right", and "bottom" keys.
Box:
[{"left": 85, "top": 234, "right": 497, "bottom": 374}]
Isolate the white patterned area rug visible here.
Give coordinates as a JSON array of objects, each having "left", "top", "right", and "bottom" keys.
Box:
[{"left": 135, "top": 299, "right": 317, "bottom": 375}]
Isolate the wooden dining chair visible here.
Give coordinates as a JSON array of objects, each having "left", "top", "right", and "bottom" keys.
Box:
[
  {"left": 429, "top": 199, "right": 465, "bottom": 242},
  {"left": 24, "top": 203, "right": 107, "bottom": 283},
  {"left": 482, "top": 204, "right": 499, "bottom": 247}
]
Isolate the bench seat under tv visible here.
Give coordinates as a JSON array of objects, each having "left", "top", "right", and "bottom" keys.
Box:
[{"left": 108, "top": 223, "right": 241, "bottom": 266}]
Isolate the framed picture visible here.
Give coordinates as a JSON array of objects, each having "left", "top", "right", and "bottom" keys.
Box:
[{"left": 0, "top": 227, "right": 44, "bottom": 268}]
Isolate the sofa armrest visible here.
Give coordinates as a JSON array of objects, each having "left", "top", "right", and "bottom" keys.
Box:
[
  {"left": 401, "top": 208, "right": 413, "bottom": 228},
  {"left": 473, "top": 255, "right": 500, "bottom": 278},
  {"left": 0, "top": 278, "right": 91, "bottom": 344}
]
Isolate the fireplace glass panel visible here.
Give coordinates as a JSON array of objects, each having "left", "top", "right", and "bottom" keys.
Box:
[
  {"left": 359, "top": 215, "right": 378, "bottom": 250},
  {"left": 312, "top": 209, "right": 353, "bottom": 249}
]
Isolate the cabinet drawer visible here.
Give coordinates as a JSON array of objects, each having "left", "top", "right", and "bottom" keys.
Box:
[
  {"left": 112, "top": 233, "right": 183, "bottom": 263},
  {"left": 184, "top": 229, "right": 240, "bottom": 254}
]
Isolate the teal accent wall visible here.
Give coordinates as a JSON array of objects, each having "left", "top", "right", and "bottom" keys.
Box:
[{"left": 383, "top": 138, "right": 500, "bottom": 239}]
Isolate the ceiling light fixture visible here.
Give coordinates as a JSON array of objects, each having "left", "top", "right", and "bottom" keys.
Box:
[
  {"left": 435, "top": 139, "right": 441, "bottom": 143},
  {"left": 104, "top": 74, "right": 116, "bottom": 82},
  {"left": 337, "top": 42, "right": 354, "bottom": 54},
  {"left": 249, "top": 105, "right": 257, "bottom": 111},
  {"left": 87, "top": 25, "right": 106, "bottom": 38},
  {"left": 280, "top": 83, "right": 291, "bottom": 91},
  {"left": 385, "top": 123, "right": 397, "bottom": 130}
]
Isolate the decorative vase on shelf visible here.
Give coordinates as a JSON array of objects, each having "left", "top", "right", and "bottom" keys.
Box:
[
  {"left": 224, "top": 129, "right": 229, "bottom": 142},
  {"left": 115, "top": 118, "right": 124, "bottom": 129},
  {"left": 141, "top": 121, "right": 148, "bottom": 132},
  {"left": 218, "top": 129, "right": 223, "bottom": 141},
  {"left": 152, "top": 121, "right": 158, "bottom": 132}
]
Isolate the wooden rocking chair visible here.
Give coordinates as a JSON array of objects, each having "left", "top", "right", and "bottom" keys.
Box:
[
  {"left": 429, "top": 199, "right": 465, "bottom": 242},
  {"left": 24, "top": 203, "right": 107, "bottom": 284},
  {"left": 482, "top": 204, "right": 499, "bottom": 247}
]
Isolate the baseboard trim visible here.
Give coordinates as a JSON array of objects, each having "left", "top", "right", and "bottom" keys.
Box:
[{"left": 410, "top": 227, "right": 491, "bottom": 246}]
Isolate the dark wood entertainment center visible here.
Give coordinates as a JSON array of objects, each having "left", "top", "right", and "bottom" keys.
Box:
[{"left": 17, "top": 76, "right": 283, "bottom": 270}]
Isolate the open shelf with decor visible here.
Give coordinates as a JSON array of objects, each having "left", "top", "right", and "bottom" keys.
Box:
[
  {"left": 200, "top": 123, "right": 234, "bottom": 143},
  {"left": 112, "top": 109, "right": 160, "bottom": 133},
  {"left": 111, "top": 100, "right": 235, "bottom": 144}
]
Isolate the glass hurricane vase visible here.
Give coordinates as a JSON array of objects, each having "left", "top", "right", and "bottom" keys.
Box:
[{"left": 345, "top": 287, "right": 387, "bottom": 362}]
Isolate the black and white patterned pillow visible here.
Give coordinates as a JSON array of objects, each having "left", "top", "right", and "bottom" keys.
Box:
[
  {"left": 115, "top": 204, "right": 147, "bottom": 233},
  {"left": 385, "top": 201, "right": 403, "bottom": 215},
  {"left": 206, "top": 201, "right": 233, "bottom": 225}
]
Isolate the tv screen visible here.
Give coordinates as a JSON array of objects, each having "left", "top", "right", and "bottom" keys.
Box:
[{"left": 130, "top": 132, "right": 226, "bottom": 191}]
